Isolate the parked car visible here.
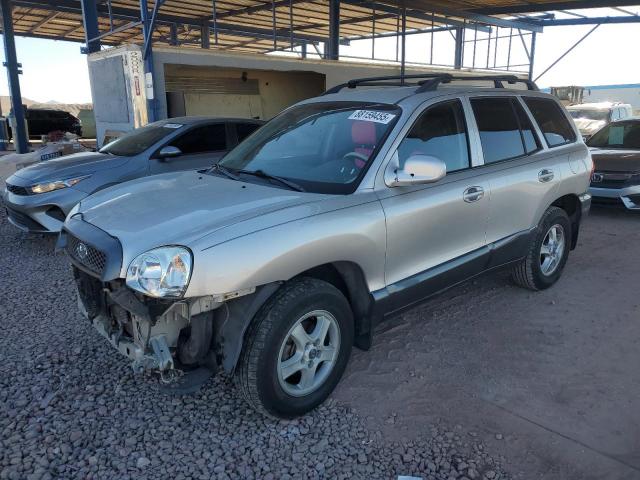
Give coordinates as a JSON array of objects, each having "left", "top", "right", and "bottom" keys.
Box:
[
  {"left": 587, "top": 118, "right": 640, "bottom": 210},
  {"left": 3, "top": 117, "right": 264, "bottom": 233},
  {"left": 59, "top": 75, "right": 592, "bottom": 418},
  {"left": 8, "top": 108, "right": 83, "bottom": 139},
  {"left": 567, "top": 102, "right": 633, "bottom": 141}
]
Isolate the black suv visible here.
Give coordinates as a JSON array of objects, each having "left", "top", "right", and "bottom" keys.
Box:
[{"left": 10, "top": 108, "right": 83, "bottom": 138}]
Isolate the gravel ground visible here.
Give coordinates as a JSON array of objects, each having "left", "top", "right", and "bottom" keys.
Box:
[{"left": 0, "top": 205, "right": 509, "bottom": 480}]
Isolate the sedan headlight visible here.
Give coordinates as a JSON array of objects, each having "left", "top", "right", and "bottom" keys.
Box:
[
  {"left": 30, "top": 175, "right": 90, "bottom": 194},
  {"left": 126, "top": 246, "right": 192, "bottom": 298}
]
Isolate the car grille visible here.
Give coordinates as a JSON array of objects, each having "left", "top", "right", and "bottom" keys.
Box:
[
  {"left": 73, "top": 267, "right": 104, "bottom": 319},
  {"left": 591, "top": 172, "right": 639, "bottom": 189},
  {"left": 5, "top": 183, "right": 31, "bottom": 195},
  {"left": 67, "top": 233, "right": 107, "bottom": 276}
]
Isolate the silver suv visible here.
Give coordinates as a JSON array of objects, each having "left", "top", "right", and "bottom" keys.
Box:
[{"left": 59, "top": 74, "right": 592, "bottom": 418}]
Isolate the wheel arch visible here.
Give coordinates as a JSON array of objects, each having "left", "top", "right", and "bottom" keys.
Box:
[
  {"left": 216, "top": 261, "right": 375, "bottom": 374},
  {"left": 550, "top": 193, "right": 581, "bottom": 250}
]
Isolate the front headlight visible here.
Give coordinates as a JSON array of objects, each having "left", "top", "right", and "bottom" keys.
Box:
[
  {"left": 30, "top": 175, "right": 90, "bottom": 194},
  {"left": 126, "top": 246, "right": 192, "bottom": 298}
]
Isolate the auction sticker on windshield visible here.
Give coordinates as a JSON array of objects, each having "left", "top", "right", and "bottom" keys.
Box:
[
  {"left": 163, "top": 123, "right": 184, "bottom": 129},
  {"left": 348, "top": 110, "right": 396, "bottom": 124}
]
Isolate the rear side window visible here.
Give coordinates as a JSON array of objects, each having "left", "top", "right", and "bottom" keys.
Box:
[
  {"left": 398, "top": 99, "right": 470, "bottom": 173},
  {"left": 170, "top": 124, "right": 226, "bottom": 154},
  {"left": 523, "top": 97, "right": 576, "bottom": 147},
  {"left": 236, "top": 122, "right": 261, "bottom": 142},
  {"left": 471, "top": 97, "right": 525, "bottom": 163},
  {"left": 513, "top": 100, "right": 540, "bottom": 154}
]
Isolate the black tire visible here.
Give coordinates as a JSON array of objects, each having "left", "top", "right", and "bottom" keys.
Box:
[
  {"left": 511, "top": 206, "right": 572, "bottom": 291},
  {"left": 235, "top": 277, "right": 354, "bottom": 419}
]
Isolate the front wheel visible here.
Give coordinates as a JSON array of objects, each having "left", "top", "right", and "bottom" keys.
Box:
[
  {"left": 511, "top": 206, "right": 572, "bottom": 291},
  {"left": 235, "top": 277, "right": 354, "bottom": 418}
]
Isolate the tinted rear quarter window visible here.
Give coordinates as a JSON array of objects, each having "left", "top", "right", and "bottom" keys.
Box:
[
  {"left": 523, "top": 97, "right": 576, "bottom": 147},
  {"left": 471, "top": 97, "right": 525, "bottom": 163}
]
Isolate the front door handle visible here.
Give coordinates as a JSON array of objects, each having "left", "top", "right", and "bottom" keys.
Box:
[
  {"left": 463, "top": 186, "right": 484, "bottom": 203},
  {"left": 538, "top": 169, "right": 554, "bottom": 183}
]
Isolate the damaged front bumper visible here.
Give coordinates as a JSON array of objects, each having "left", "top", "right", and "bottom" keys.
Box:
[{"left": 74, "top": 267, "right": 220, "bottom": 374}]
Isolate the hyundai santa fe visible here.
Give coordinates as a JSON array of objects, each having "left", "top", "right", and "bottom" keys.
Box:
[{"left": 58, "top": 74, "right": 592, "bottom": 418}]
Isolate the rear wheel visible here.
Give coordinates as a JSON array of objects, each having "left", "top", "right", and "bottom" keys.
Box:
[
  {"left": 511, "top": 206, "right": 571, "bottom": 291},
  {"left": 235, "top": 277, "right": 353, "bottom": 418}
]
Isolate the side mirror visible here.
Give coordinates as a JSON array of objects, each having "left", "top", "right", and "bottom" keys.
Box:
[
  {"left": 157, "top": 146, "right": 182, "bottom": 161},
  {"left": 386, "top": 154, "right": 447, "bottom": 187}
]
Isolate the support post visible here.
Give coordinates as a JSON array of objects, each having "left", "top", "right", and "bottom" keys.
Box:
[
  {"left": 528, "top": 31, "right": 537, "bottom": 81},
  {"left": 400, "top": 7, "right": 406, "bottom": 82},
  {"left": 140, "top": 0, "right": 156, "bottom": 122},
  {"left": 301, "top": 42, "right": 307, "bottom": 58},
  {"left": 0, "top": 0, "right": 28, "bottom": 153},
  {"left": 80, "top": 0, "right": 100, "bottom": 54},
  {"left": 169, "top": 23, "right": 178, "bottom": 45},
  {"left": 327, "top": 0, "right": 339, "bottom": 60},
  {"left": 200, "top": 22, "right": 210, "bottom": 48},
  {"left": 454, "top": 26, "right": 464, "bottom": 69}
]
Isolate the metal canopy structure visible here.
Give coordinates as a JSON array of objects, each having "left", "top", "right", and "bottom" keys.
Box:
[{"left": 0, "top": 0, "right": 640, "bottom": 151}]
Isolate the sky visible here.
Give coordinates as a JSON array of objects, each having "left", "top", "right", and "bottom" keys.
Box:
[{"left": 0, "top": 9, "right": 639, "bottom": 105}]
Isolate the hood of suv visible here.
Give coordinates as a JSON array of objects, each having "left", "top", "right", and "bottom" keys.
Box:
[
  {"left": 77, "top": 170, "right": 327, "bottom": 250},
  {"left": 590, "top": 149, "right": 640, "bottom": 173},
  {"left": 9, "top": 152, "right": 129, "bottom": 185}
]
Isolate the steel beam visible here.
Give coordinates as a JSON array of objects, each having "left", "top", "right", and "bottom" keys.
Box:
[
  {"left": 327, "top": 0, "right": 339, "bottom": 60},
  {"left": 528, "top": 31, "right": 537, "bottom": 81},
  {"left": 535, "top": 24, "right": 600, "bottom": 82},
  {"left": 200, "top": 21, "right": 210, "bottom": 48},
  {"left": 80, "top": 0, "right": 100, "bottom": 53},
  {"left": 0, "top": 0, "right": 28, "bottom": 153},
  {"left": 28, "top": 10, "right": 60, "bottom": 32},
  {"left": 538, "top": 16, "right": 640, "bottom": 26},
  {"left": 471, "top": 1, "right": 640, "bottom": 15},
  {"left": 341, "top": 0, "right": 491, "bottom": 33},
  {"left": 454, "top": 26, "right": 463, "bottom": 69},
  {"left": 140, "top": 0, "right": 156, "bottom": 122}
]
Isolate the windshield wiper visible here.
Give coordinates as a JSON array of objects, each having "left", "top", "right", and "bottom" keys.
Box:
[
  {"left": 209, "top": 163, "right": 240, "bottom": 181},
  {"left": 238, "top": 169, "right": 305, "bottom": 192}
]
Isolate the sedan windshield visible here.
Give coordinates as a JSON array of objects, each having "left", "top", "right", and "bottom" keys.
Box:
[
  {"left": 218, "top": 101, "right": 400, "bottom": 194},
  {"left": 569, "top": 109, "right": 609, "bottom": 122},
  {"left": 99, "top": 122, "right": 184, "bottom": 156},
  {"left": 587, "top": 121, "right": 640, "bottom": 149}
]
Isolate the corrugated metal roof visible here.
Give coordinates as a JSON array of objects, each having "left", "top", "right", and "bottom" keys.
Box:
[{"left": 0, "top": 1, "right": 624, "bottom": 54}]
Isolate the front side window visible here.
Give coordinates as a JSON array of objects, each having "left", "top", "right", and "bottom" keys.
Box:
[
  {"left": 471, "top": 97, "right": 526, "bottom": 163},
  {"left": 170, "top": 124, "right": 226, "bottom": 154},
  {"left": 100, "top": 122, "right": 185, "bottom": 157},
  {"left": 398, "top": 99, "right": 470, "bottom": 173},
  {"left": 524, "top": 97, "right": 577, "bottom": 147},
  {"left": 587, "top": 121, "right": 640, "bottom": 149},
  {"left": 219, "top": 102, "right": 401, "bottom": 194}
]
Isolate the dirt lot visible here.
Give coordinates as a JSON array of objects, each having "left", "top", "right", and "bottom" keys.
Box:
[{"left": 1, "top": 206, "right": 638, "bottom": 479}]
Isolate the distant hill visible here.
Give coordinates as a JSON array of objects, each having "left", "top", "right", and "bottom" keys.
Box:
[{"left": 0, "top": 96, "right": 92, "bottom": 118}]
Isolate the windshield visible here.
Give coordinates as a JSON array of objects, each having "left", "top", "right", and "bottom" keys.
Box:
[
  {"left": 219, "top": 101, "right": 401, "bottom": 194},
  {"left": 568, "top": 109, "right": 609, "bottom": 122},
  {"left": 587, "top": 121, "right": 640, "bottom": 149},
  {"left": 99, "top": 122, "right": 184, "bottom": 156}
]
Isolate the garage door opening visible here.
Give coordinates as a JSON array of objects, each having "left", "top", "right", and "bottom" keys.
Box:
[{"left": 164, "top": 64, "right": 326, "bottom": 120}]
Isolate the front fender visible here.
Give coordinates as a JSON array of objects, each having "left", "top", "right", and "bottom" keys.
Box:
[{"left": 184, "top": 199, "right": 387, "bottom": 298}]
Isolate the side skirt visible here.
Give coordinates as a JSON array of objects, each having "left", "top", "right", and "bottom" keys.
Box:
[{"left": 370, "top": 228, "right": 535, "bottom": 322}]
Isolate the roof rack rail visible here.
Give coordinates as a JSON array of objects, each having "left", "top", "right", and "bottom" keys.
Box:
[{"left": 323, "top": 73, "right": 538, "bottom": 95}]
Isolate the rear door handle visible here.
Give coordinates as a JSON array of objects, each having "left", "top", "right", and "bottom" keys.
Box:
[
  {"left": 463, "top": 186, "right": 484, "bottom": 203},
  {"left": 538, "top": 169, "right": 554, "bottom": 183}
]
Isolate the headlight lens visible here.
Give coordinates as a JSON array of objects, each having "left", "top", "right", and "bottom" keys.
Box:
[
  {"left": 30, "top": 175, "right": 90, "bottom": 194},
  {"left": 126, "top": 246, "right": 192, "bottom": 298}
]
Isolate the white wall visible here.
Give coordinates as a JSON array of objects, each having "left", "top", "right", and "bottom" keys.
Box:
[{"left": 583, "top": 84, "right": 640, "bottom": 114}]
